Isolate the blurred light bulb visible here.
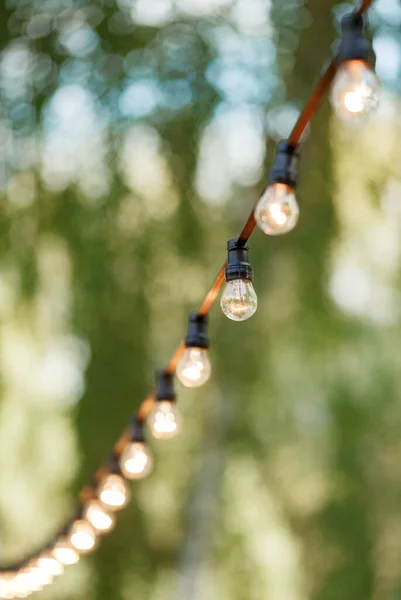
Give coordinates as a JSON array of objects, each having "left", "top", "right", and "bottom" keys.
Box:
[
  {"left": 37, "top": 553, "right": 64, "bottom": 576},
  {"left": 84, "top": 499, "right": 116, "bottom": 533},
  {"left": 120, "top": 442, "right": 153, "bottom": 479},
  {"left": 8, "top": 573, "right": 31, "bottom": 597},
  {"left": 330, "top": 60, "right": 380, "bottom": 123},
  {"left": 176, "top": 348, "right": 211, "bottom": 388},
  {"left": 0, "top": 575, "right": 12, "bottom": 599},
  {"left": 148, "top": 400, "right": 181, "bottom": 440},
  {"left": 26, "top": 562, "right": 53, "bottom": 587},
  {"left": 52, "top": 538, "right": 80, "bottom": 566},
  {"left": 69, "top": 520, "right": 98, "bottom": 554},
  {"left": 255, "top": 183, "right": 299, "bottom": 235},
  {"left": 220, "top": 279, "right": 257, "bottom": 321},
  {"left": 97, "top": 473, "right": 130, "bottom": 511}
]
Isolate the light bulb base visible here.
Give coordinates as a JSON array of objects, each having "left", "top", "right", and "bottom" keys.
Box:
[
  {"left": 268, "top": 140, "right": 299, "bottom": 189},
  {"left": 225, "top": 239, "right": 254, "bottom": 282},
  {"left": 155, "top": 371, "right": 176, "bottom": 402},
  {"left": 338, "top": 12, "right": 374, "bottom": 64},
  {"left": 129, "top": 415, "right": 146, "bottom": 443},
  {"left": 184, "top": 313, "right": 209, "bottom": 349},
  {"left": 107, "top": 452, "right": 123, "bottom": 476}
]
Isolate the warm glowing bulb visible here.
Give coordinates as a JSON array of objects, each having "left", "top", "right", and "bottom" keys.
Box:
[
  {"left": 0, "top": 575, "right": 12, "bottom": 599},
  {"left": 120, "top": 442, "right": 153, "bottom": 479},
  {"left": 176, "top": 348, "right": 211, "bottom": 388},
  {"left": 8, "top": 572, "right": 32, "bottom": 597},
  {"left": 330, "top": 60, "right": 380, "bottom": 123},
  {"left": 83, "top": 499, "right": 116, "bottom": 533},
  {"left": 220, "top": 279, "right": 257, "bottom": 321},
  {"left": 52, "top": 538, "right": 80, "bottom": 566},
  {"left": 69, "top": 520, "right": 98, "bottom": 554},
  {"left": 37, "top": 553, "right": 64, "bottom": 576},
  {"left": 97, "top": 473, "right": 130, "bottom": 511},
  {"left": 148, "top": 400, "right": 181, "bottom": 440},
  {"left": 26, "top": 562, "right": 53, "bottom": 588},
  {"left": 254, "top": 183, "right": 299, "bottom": 235}
]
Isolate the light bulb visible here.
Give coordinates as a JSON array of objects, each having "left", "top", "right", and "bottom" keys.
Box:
[
  {"left": 330, "top": 60, "right": 380, "bottom": 123},
  {"left": 52, "top": 537, "right": 80, "bottom": 566},
  {"left": 97, "top": 473, "right": 130, "bottom": 511},
  {"left": 26, "top": 562, "right": 53, "bottom": 587},
  {"left": 84, "top": 499, "right": 116, "bottom": 533},
  {"left": 176, "top": 347, "right": 211, "bottom": 388},
  {"left": 0, "top": 574, "right": 12, "bottom": 599},
  {"left": 8, "top": 573, "right": 31, "bottom": 597},
  {"left": 220, "top": 279, "right": 257, "bottom": 321},
  {"left": 37, "top": 553, "right": 64, "bottom": 576},
  {"left": 69, "top": 519, "right": 98, "bottom": 554},
  {"left": 148, "top": 400, "right": 181, "bottom": 440},
  {"left": 120, "top": 442, "right": 153, "bottom": 479},
  {"left": 254, "top": 183, "right": 299, "bottom": 235}
]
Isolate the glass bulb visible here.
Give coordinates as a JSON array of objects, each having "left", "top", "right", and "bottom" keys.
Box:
[
  {"left": 83, "top": 499, "right": 116, "bottom": 533},
  {"left": 8, "top": 572, "right": 32, "bottom": 597},
  {"left": 220, "top": 279, "right": 257, "bottom": 321},
  {"left": 120, "top": 442, "right": 153, "bottom": 479},
  {"left": 255, "top": 183, "right": 299, "bottom": 235},
  {"left": 148, "top": 400, "right": 181, "bottom": 440},
  {"left": 37, "top": 553, "right": 64, "bottom": 576},
  {"left": 97, "top": 473, "right": 130, "bottom": 511},
  {"left": 330, "top": 60, "right": 380, "bottom": 123},
  {"left": 26, "top": 562, "right": 53, "bottom": 587},
  {"left": 52, "top": 538, "right": 80, "bottom": 566},
  {"left": 176, "top": 348, "right": 211, "bottom": 388},
  {"left": 69, "top": 520, "right": 98, "bottom": 554}
]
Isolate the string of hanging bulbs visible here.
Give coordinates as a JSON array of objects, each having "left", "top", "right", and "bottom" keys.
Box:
[{"left": 0, "top": 3, "right": 380, "bottom": 597}]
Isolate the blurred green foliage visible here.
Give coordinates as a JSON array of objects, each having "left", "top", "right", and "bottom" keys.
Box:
[{"left": 0, "top": 0, "right": 401, "bottom": 599}]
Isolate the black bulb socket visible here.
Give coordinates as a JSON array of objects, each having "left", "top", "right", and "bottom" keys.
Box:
[
  {"left": 268, "top": 140, "right": 299, "bottom": 189},
  {"left": 225, "top": 239, "right": 254, "bottom": 282},
  {"left": 338, "top": 12, "right": 375, "bottom": 64},
  {"left": 185, "top": 313, "right": 210, "bottom": 349},
  {"left": 128, "top": 415, "right": 146, "bottom": 443},
  {"left": 107, "top": 452, "right": 123, "bottom": 476},
  {"left": 155, "top": 370, "right": 176, "bottom": 403}
]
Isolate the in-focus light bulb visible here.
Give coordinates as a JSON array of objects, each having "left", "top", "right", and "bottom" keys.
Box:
[
  {"left": 176, "top": 348, "right": 211, "bottom": 388},
  {"left": 255, "top": 183, "right": 299, "bottom": 235},
  {"left": 52, "top": 538, "right": 80, "bottom": 566},
  {"left": 84, "top": 499, "right": 116, "bottom": 533},
  {"left": 220, "top": 279, "right": 257, "bottom": 321},
  {"left": 148, "top": 400, "right": 181, "bottom": 440},
  {"left": 120, "top": 442, "right": 153, "bottom": 479},
  {"left": 69, "top": 520, "right": 98, "bottom": 554},
  {"left": 330, "top": 60, "right": 380, "bottom": 123},
  {"left": 37, "top": 553, "right": 64, "bottom": 576},
  {"left": 97, "top": 473, "right": 130, "bottom": 511}
]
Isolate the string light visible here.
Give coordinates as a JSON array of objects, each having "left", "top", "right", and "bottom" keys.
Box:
[
  {"left": 176, "top": 314, "right": 211, "bottom": 387},
  {"left": 97, "top": 455, "right": 131, "bottom": 510},
  {"left": 0, "top": 1, "right": 378, "bottom": 591},
  {"left": 37, "top": 552, "right": 64, "bottom": 576},
  {"left": 120, "top": 417, "right": 153, "bottom": 480},
  {"left": 52, "top": 537, "right": 80, "bottom": 566},
  {"left": 330, "top": 12, "right": 380, "bottom": 123},
  {"left": 148, "top": 372, "right": 181, "bottom": 440},
  {"left": 254, "top": 141, "right": 300, "bottom": 236},
  {"left": 69, "top": 519, "right": 98, "bottom": 554},
  {"left": 220, "top": 239, "right": 257, "bottom": 321},
  {"left": 83, "top": 499, "right": 116, "bottom": 533}
]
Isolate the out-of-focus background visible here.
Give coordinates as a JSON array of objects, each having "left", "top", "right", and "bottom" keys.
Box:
[{"left": 0, "top": 0, "right": 401, "bottom": 598}]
